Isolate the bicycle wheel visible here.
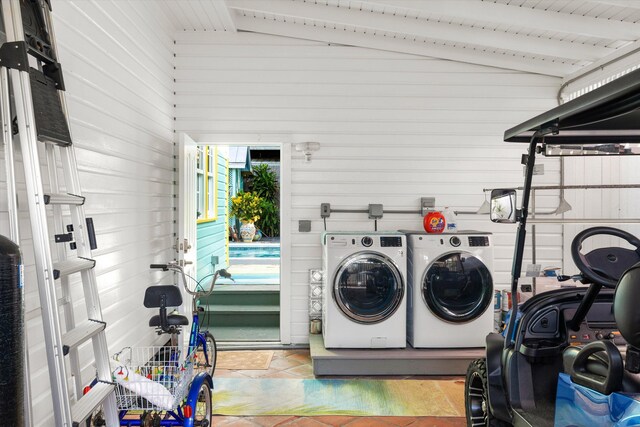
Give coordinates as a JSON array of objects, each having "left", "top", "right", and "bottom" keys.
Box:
[
  {"left": 196, "top": 331, "right": 217, "bottom": 376},
  {"left": 193, "top": 381, "right": 212, "bottom": 426}
]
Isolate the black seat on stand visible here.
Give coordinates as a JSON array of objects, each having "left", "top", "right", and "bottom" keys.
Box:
[{"left": 144, "top": 285, "right": 189, "bottom": 332}]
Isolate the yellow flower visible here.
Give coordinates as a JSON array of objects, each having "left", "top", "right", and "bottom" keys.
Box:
[{"left": 230, "top": 191, "right": 263, "bottom": 223}]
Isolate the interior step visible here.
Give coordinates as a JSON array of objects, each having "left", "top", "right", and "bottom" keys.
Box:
[
  {"left": 201, "top": 311, "right": 279, "bottom": 328},
  {"left": 218, "top": 277, "right": 280, "bottom": 285},
  {"left": 205, "top": 325, "right": 280, "bottom": 342},
  {"left": 203, "top": 304, "right": 279, "bottom": 314},
  {"left": 309, "top": 335, "right": 484, "bottom": 376},
  {"left": 53, "top": 257, "right": 95, "bottom": 280},
  {"left": 62, "top": 319, "right": 105, "bottom": 356},
  {"left": 201, "top": 284, "right": 279, "bottom": 306},
  {"left": 212, "top": 284, "right": 279, "bottom": 293},
  {"left": 71, "top": 382, "right": 114, "bottom": 426}
]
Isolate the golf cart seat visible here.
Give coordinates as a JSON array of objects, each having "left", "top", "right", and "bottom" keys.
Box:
[
  {"left": 562, "top": 262, "right": 640, "bottom": 394},
  {"left": 144, "top": 285, "right": 189, "bottom": 333}
]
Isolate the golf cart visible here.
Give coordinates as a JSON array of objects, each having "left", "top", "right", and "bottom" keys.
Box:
[{"left": 465, "top": 68, "right": 640, "bottom": 427}]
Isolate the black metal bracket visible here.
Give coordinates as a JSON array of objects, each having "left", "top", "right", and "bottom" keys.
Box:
[
  {"left": 43, "top": 61, "right": 65, "bottom": 91},
  {"left": 515, "top": 209, "right": 524, "bottom": 221},
  {"left": 55, "top": 233, "right": 73, "bottom": 243},
  {"left": 0, "top": 42, "right": 30, "bottom": 72},
  {"left": 533, "top": 126, "right": 559, "bottom": 138},
  {"left": 65, "top": 224, "right": 76, "bottom": 250}
]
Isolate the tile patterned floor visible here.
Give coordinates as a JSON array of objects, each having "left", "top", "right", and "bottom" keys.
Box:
[{"left": 212, "top": 349, "right": 466, "bottom": 426}]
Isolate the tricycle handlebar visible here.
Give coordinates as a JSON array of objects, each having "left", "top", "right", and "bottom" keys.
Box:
[{"left": 149, "top": 262, "right": 232, "bottom": 296}]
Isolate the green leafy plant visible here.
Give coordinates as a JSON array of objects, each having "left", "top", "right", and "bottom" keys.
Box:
[
  {"left": 230, "top": 191, "right": 262, "bottom": 223},
  {"left": 248, "top": 164, "right": 279, "bottom": 201},
  {"left": 247, "top": 164, "right": 280, "bottom": 236},
  {"left": 258, "top": 199, "right": 279, "bottom": 237}
]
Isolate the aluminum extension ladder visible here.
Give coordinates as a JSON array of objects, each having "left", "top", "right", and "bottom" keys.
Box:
[{"left": 0, "top": 0, "right": 118, "bottom": 425}]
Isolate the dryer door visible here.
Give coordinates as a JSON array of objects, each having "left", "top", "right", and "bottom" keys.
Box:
[
  {"left": 422, "top": 251, "right": 493, "bottom": 323},
  {"left": 333, "top": 252, "right": 404, "bottom": 324}
]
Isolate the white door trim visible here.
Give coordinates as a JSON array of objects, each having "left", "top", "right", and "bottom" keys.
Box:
[
  {"left": 177, "top": 133, "right": 198, "bottom": 349},
  {"left": 187, "top": 135, "right": 292, "bottom": 345},
  {"left": 279, "top": 142, "right": 292, "bottom": 344}
]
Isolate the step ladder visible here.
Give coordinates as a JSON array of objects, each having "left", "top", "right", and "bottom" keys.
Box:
[{"left": 0, "top": 0, "right": 118, "bottom": 425}]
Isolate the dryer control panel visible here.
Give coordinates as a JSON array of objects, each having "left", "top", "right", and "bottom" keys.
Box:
[{"left": 469, "top": 236, "right": 490, "bottom": 247}]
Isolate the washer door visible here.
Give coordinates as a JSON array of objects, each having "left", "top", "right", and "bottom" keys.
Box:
[
  {"left": 422, "top": 251, "right": 493, "bottom": 323},
  {"left": 333, "top": 252, "right": 404, "bottom": 324}
]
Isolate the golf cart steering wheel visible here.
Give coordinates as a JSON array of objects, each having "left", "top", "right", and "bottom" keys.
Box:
[{"left": 571, "top": 227, "right": 640, "bottom": 289}]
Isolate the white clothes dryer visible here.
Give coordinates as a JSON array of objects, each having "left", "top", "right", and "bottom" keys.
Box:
[
  {"left": 322, "top": 232, "right": 407, "bottom": 348},
  {"left": 404, "top": 231, "right": 494, "bottom": 348}
]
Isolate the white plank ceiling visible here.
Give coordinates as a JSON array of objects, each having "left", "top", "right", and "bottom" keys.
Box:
[{"left": 156, "top": 0, "right": 640, "bottom": 77}]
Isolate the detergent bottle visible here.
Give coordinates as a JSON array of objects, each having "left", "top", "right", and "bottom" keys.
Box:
[
  {"left": 443, "top": 207, "right": 457, "bottom": 233},
  {"left": 424, "top": 211, "right": 446, "bottom": 233}
]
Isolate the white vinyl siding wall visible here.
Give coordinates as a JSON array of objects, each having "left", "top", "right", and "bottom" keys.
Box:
[
  {"left": 560, "top": 65, "right": 640, "bottom": 272},
  {"left": 562, "top": 157, "right": 640, "bottom": 272},
  {"left": 0, "top": 2, "right": 175, "bottom": 424},
  {"left": 174, "top": 32, "right": 564, "bottom": 344}
]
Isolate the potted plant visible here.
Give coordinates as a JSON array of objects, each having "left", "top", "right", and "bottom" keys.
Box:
[{"left": 230, "top": 191, "right": 262, "bottom": 242}]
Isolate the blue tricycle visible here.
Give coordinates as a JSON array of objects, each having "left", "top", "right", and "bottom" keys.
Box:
[{"left": 86, "top": 262, "right": 231, "bottom": 426}]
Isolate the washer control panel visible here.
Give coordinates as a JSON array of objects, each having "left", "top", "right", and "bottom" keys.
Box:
[
  {"left": 361, "top": 236, "right": 373, "bottom": 247},
  {"left": 469, "top": 236, "right": 490, "bottom": 247},
  {"left": 380, "top": 236, "right": 402, "bottom": 247},
  {"left": 450, "top": 236, "right": 461, "bottom": 247}
]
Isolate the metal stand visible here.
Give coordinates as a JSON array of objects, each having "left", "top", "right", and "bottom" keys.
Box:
[{"left": 0, "top": 0, "right": 117, "bottom": 425}]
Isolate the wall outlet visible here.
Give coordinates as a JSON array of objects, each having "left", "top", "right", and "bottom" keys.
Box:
[
  {"left": 320, "top": 203, "right": 331, "bottom": 218},
  {"left": 211, "top": 255, "right": 219, "bottom": 267},
  {"left": 299, "top": 220, "right": 311, "bottom": 232}
]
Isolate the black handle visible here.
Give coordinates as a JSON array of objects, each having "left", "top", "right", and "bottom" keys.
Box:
[
  {"left": 150, "top": 264, "right": 169, "bottom": 271},
  {"left": 218, "top": 269, "right": 232, "bottom": 279},
  {"left": 86, "top": 218, "right": 97, "bottom": 250},
  {"left": 571, "top": 340, "right": 623, "bottom": 395}
]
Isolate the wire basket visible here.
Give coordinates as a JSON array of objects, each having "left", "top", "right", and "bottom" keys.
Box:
[{"left": 112, "top": 346, "right": 196, "bottom": 411}]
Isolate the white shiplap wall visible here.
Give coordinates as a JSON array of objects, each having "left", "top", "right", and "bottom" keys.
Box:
[
  {"left": 0, "top": 1, "right": 175, "bottom": 424},
  {"left": 174, "top": 31, "right": 564, "bottom": 344},
  {"left": 562, "top": 156, "right": 640, "bottom": 272},
  {"left": 560, "top": 64, "right": 640, "bottom": 272}
]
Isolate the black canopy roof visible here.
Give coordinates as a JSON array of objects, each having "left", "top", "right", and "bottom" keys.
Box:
[{"left": 504, "top": 68, "right": 640, "bottom": 143}]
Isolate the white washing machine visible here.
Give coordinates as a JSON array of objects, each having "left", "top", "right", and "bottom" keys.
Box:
[
  {"left": 404, "top": 230, "right": 494, "bottom": 348},
  {"left": 322, "top": 232, "right": 407, "bottom": 348}
]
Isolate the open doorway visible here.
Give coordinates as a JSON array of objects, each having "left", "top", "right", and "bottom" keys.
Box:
[{"left": 195, "top": 144, "right": 281, "bottom": 344}]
